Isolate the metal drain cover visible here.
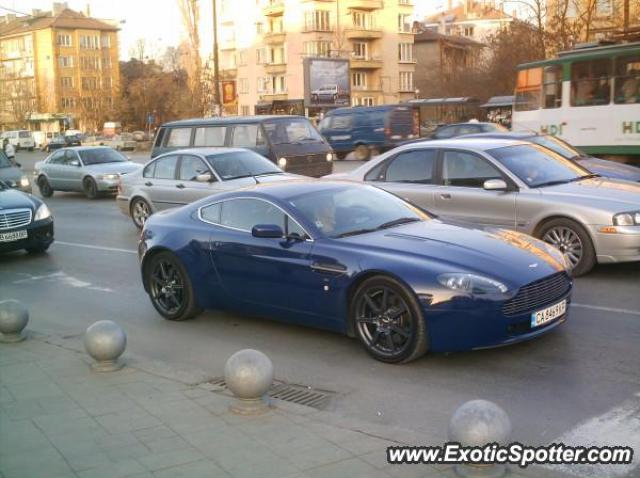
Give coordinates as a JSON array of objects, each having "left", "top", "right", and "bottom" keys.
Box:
[{"left": 206, "top": 377, "right": 335, "bottom": 410}]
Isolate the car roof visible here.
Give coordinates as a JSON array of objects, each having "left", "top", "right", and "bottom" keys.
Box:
[
  {"left": 327, "top": 104, "right": 406, "bottom": 115},
  {"left": 161, "top": 115, "right": 304, "bottom": 127},
  {"left": 157, "top": 147, "right": 252, "bottom": 157},
  {"left": 397, "top": 137, "right": 529, "bottom": 151},
  {"left": 54, "top": 146, "right": 116, "bottom": 151},
  {"left": 460, "top": 131, "right": 537, "bottom": 140},
  {"left": 437, "top": 122, "right": 497, "bottom": 127}
]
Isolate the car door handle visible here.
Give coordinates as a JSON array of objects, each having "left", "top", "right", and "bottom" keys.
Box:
[
  {"left": 144, "top": 181, "right": 153, "bottom": 187},
  {"left": 176, "top": 183, "right": 185, "bottom": 189},
  {"left": 440, "top": 193, "right": 452, "bottom": 200}
]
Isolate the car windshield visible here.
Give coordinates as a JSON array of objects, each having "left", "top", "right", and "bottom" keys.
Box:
[
  {"left": 19, "top": 131, "right": 31, "bottom": 138},
  {"left": 288, "top": 185, "right": 430, "bottom": 238},
  {"left": 489, "top": 144, "right": 592, "bottom": 188},
  {"left": 263, "top": 118, "right": 324, "bottom": 144},
  {"left": 530, "top": 135, "right": 584, "bottom": 160},
  {"left": 206, "top": 151, "right": 283, "bottom": 180},
  {"left": 79, "top": 148, "right": 128, "bottom": 165},
  {"left": 0, "top": 151, "right": 12, "bottom": 168}
]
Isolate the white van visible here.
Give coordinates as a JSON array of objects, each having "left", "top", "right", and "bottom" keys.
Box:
[{"left": 1, "top": 130, "right": 35, "bottom": 151}]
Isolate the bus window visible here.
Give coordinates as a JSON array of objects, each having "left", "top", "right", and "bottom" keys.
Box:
[
  {"left": 570, "top": 59, "right": 612, "bottom": 106},
  {"left": 614, "top": 55, "right": 640, "bottom": 104},
  {"left": 515, "top": 67, "right": 541, "bottom": 111},
  {"left": 543, "top": 65, "right": 562, "bottom": 109}
]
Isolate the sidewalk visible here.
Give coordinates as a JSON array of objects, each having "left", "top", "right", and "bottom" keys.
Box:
[{"left": 0, "top": 332, "right": 568, "bottom": 478}]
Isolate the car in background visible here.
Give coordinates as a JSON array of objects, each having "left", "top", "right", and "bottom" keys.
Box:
[
  {"left": 326, "top": 138, "right": 640, "bottom": 276},
  {"left": 64, "top": 133, "right": 83, "bottom": 147},
  {"left": 109, "top": 133, "right": 137, "bottom": 151},
  {"left": 34, "top": 147, "right": 142, "bottom": 199},
  {"left": 318, "top": 105, "right": 419, "bottom": 160},
  {"left": 118, "top": 148, "right": 297, "bottom": 228},
  {"left": 311, "top": 85, "right": 348, "bottom": 104},
  {"left": 0, "top": 151, "right": 31, "bottom": 193},
  {"left": 132, "top": 131, "right": 148, "bottom": 142},
  {"left": 1, "top": 130, "right": 35, "bottom": 151},
  {"left": 460, "top": 132, "right": 640, "bottom": 182},
  {"left": 0, "top": 179, "right": 54, "bottom": 254},
  {"left": 428, "top": 122, "right": 508, "bottom": 139},
  {"left": 152, "top": 116, "right": 334, "bottom": 177},
  {"left": 138, "top": 180, "right": 571, "bottom": 363}
]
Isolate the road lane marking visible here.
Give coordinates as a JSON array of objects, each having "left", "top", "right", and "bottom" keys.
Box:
[
  {"left": 12, "top": 271, "right": 113, "bottom": 292},
  {"left": 572, "top": 303, "right": 640, "bottom": 317},
  {"left": 54, "top": 241, "right": 137, "bottom": 255}
]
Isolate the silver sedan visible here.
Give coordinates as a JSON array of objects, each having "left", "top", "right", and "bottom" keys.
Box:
[
  {"left": 117, "top": 148, "right": 298, "bottom": 228},
  {"left": 326, "top": 138, "right": 640, "bottom": 276},
  {"left": 34, "top": 147, "right": 141, "bottom": 199}
]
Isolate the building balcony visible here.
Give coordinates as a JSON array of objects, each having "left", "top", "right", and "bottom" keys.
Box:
[
  {"left": 345, "top": 28, "right": 383, "bottom": 39},
  {"left": 350, "top": 57, "right": 383, "bottom": 69},
  {"left": 346, "top": 0, "right": 383, "bottom": 10},
  {"left": 352, "top": 85, "right": 382, "bottom": 94},
  {"left": 263, "top": 1, "right": 284, "bottom": 16},
  {"left": 261, "top": 92, "right": 288, "bottom": 101},
  {"left": 263, "top": 31, "right": 286, "bottom": 44},
  {"left": 264, "top": 62, "right": 287, "bottom": 74}
]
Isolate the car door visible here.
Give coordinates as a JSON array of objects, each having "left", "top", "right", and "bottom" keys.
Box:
[
  {"left": 143, "top": 154, "right": 181, "bottom": 210},
  {"left": 43, "top": 150, "right": 66, "bottom": 188},
  {"left": 175, "top": 154, "right": 224, "bottom": 204},
  {"left": 433, "top": 149, "right": 516, "bottom": 228},
  {"left": 62, "top": 150, "right": 85, "bottom": 191},
  {"left": 364, "top": 148, "right": 438, "bottom": 211},
  {"left": 205, "top": 198, "right": 327, "bottom": 319}
]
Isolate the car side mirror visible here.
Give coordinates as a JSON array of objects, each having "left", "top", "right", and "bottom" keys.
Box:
[
  {"left": 483, "top": 179, "right": 508, "bottom": 191},
  {"left": 196, "top": 173, "right": 214, "bottom": 183},
  {"left": 252, "top": 224, "right": 284, "bottom": 238}
]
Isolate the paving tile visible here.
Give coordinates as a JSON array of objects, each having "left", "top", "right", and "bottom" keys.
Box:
[
  {"left": 0, "top": 384, "right": 15, "bottom": 403},
  {"left": 64, "top": 449, "right": 113, "bottom": 472},
  {"left": 94, "top": 409, "right": 162, "bottom": 434},
  {"left": 1, "top": 398, "right": 45, "bottom": 420},
  {"left": 76, "top": 458, "right": 147, "bottom": 478},
  {"left": 151, "top": 459, "right": 230, "bottom": 478},
  {"left": 286, "top": 442, "right": 354, "bottom": 471},
  {"left": 138, "top": 448, "right": 206, "bottom": 472},
  {"left": 104, "top": 443, "right": 152, "bottom": 462},
  {"left": 218, "top": 447, "right": 300, "bottom": 478},
  {"left": 143, "top": 434, "right": 193, "bottom": 454},
  {"left": 360, "top": 447, "right": 393, "bottom": 469},
  {"left": 4, "top": 379, "right": 65, "bottom": 400},
  {"left": 133, "top": 425, "right": 177, "bottom": 443},
  {"left": 0, "top": 362, "right": 50, "bottom": 384},
  {"left": 384, "top": 464, "right": 445, "bottom": 478},
  {"left": 0, "top": 445, "right": 73, "bottom": 478},
  {"left": 33, "top": 410, "right": 100, "bottom": 438},
  {"left": 305, "top": 457, "right": 391, "bottom": 478},
  {"left": 0, "top": 419, "right": 53, "bottom": 456}
]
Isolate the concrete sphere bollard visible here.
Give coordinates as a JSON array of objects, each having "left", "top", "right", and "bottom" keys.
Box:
[
  {"left": 84, "top": 320, "right": 126, "bottom": 372},
  {"left": 0, "top": 300, "right": 29, "bottom": 343},
  {"left": 448, "top": 400, "right": 512, "bottom": 478},
  {"left": 224, "top": 349, "right": 274, "bottom": 415}
]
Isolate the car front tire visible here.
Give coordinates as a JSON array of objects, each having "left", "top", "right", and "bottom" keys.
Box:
[
  {"left": 37, "top": 176, "right": 54, "bottom": 197},
  {"left": 351, "top": 275, "right": 428, "bottom": 364},
  {"left": 538, "top": 218, "right": 596, "bottom": 276},
  {"left": 83, "top": 177, "right": 98, "bottom": 199},
  {"left": 130, "top": 197, "right": 152, "bottom": 229}
]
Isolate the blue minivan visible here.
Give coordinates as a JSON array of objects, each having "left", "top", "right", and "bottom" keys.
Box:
[
  {"left": 151, "top": 116, "right": 334, "bottom": 177},
  {"left": 318, "top": 105, "right": 419, "bottom": 160}
]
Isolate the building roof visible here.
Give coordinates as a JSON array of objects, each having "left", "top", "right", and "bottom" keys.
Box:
[
  {"left": 414, "top": 29, "right": 485, "bottom": 47},
  {"left": 0, "top": 8, "right": 118, "bottom": 37},
  {"left": 424, "top": 1, "right": 513, "bottom": 25}
]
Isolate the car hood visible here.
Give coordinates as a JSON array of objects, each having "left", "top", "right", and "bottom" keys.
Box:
[
  {"left": 0, "top": 187, "right": 38, "bottom": 210},
  {"left": 538, "top": 177, "right": 640, "bottom": 208},
  {"left": 0, "top": 166, "right": 24, "bottom": 182},
  {"left": 342, "top": 220, "right": 566, "bottom": 287},
  {"left": 83, "top": 162, "right": 142, "bottom": 175},
  {"left": 576, "top": 158, "right": 640, "bottom": 182}
]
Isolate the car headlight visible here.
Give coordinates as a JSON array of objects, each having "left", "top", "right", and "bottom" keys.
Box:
[
  {"left": 326, "top": 152, "right": 333, "bottom": 162},
  {"left": 99, "top": 173, "right": 120, "bottom": 180},
  {"left": 613, "top": 211, "right": 640, "bottom": 226},
  {"left": 20, "top": 176, "right": 30, "bottom": 187},
  {"left": 34, "top": 203, "right": 51, "bottom": 221},
  {"left": 438, "top": 273, "right": 508, "bottom": 295},
  {"left": 278, "top": 157, "right": 287, "bottom": 168}
]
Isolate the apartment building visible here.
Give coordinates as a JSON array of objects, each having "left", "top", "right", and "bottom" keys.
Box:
[
  {"left": 214, "top": 0, "right": 416, "bottom": 116},
  {"left": 0, "top": 2, "right": 120, "bottom": 132}
]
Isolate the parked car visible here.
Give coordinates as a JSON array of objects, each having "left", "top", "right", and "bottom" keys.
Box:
[
  {"left": 0, "top": 151, "right": 31, "bottom": 193},
  {"left": 109, "top": 133, "right": 137, "bottom": 151},
  {"left": 325, "top": 138, "right": 640, "bottom": 276},
  {"left": 43, "top": 136, "right": 67, "bottom": 152},
  {"left": 118, "top": 148, "right": 297, "bottom": 228},
  {"left": 0, "top": 179, "right": 54, "bottom": 254},
  {"left": 460, "top": 132, "right": 640, "bottom": 182},
  {"left": 64, "top": 133, "right": 82, "bottom": 147},
  {"left": 132, "top": 131, "right": 148, "bottom": 142},
  {"left": 34, "top": 147, "right": 142, "bottom": 199},
  {"left": 151, "top": 116, "right": 334, "bottom": 177},
  {"left": 428, "top": 122, "right": 508, "bottom": 139},
  {"left": 138, "top": 180, "right": 571, "bottom": 363},
  {"left": 318, "top": 105, "right": 419, "bottom": 160},
  {"left": 310, "top": 84, "right": 348, "bottom": 105},
  {"left": 0, "top": 130, "right": 35, "bottom": 151}
]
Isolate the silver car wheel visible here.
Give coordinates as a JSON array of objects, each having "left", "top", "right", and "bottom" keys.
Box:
[
  {"left": 543, "top": 226, "right": 583, "bottom": 269},
  {"left": 132, "top": 199, "right": 150, "bottom": 228}
]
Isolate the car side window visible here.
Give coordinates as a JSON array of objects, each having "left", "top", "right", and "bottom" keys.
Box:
[
  {"left": 329, "top": 115, "right": 352, "bottom": 129},
  {"left": 200, "top": 202, "right": 221, "bottom": 223},
  {"left": 143, "top": 162, "right": 156, "bottom": 178},
  {"left": 384, "top": 149, "right": 436, "bottom": 184},
  {"left": 433, "top": 126, "right": 456, "bottom": 139},
  {"left": 230, "top": 125, "right": 261, "bottom": 147},
  {"left": 49, "top": 151, "right": 65, "bottom": 164},
  {"left": 220, "top": 198, "right": 285, "bottom": 232},
  {"left": 442, "top": 151, "right": 502, "bottom": 188},
  {"left": 193, "top": 126, "right": 227, "bottom": 147},
  {"left": 63, "top": 150, "right": 79, "bottom": 165},
  {"left": 154, "top": 128, "right": 166, "bottom": 147},
  {"left": 165, "top": 128, "right": 192, "bottom": 147},
  {"left": 153, "top": 155, "right": 178, "bottom": 180},
  {"left": 179, "top": 155, "right": 211, "bottom": 181},
  {"left": 456, "top": 125, "right": 481, "bottom": 136}
]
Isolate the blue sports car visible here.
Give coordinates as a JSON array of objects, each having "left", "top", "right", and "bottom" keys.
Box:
[{"left": 139, "top": 181, "right": 572, "bottom": 363}]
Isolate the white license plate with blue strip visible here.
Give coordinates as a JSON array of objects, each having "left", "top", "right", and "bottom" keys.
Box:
[{"left": 531, "top": 299, "right": 566, "bottom": 328}]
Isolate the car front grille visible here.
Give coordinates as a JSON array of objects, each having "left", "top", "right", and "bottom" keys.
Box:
[
  {"left": 502, "top": 272, "right": 572, "bottom": 317},
  {"left": 286, "top": 154, "right": 332, "bottom": 177},
  {"left": 0, "top": 208, "right": 32, "bottom": 230}
]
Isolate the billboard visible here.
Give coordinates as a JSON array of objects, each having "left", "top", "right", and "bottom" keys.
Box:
[
  {"left": 222, "top": 80, "right": 236, "bottom": 105},
  {"left": 304, "top": 58, "right": 350, "bottom": 108}
]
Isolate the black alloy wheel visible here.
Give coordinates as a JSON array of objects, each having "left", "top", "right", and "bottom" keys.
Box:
[
  {"left": 37, "top": 176, "right": 53, "bottom": 197},
  {"left": 146, "top": 252, "right": 200, "bottom": 321}
]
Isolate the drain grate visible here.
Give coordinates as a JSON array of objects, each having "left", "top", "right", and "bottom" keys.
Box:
[{"left": 206, "top": 377, "right": 335, "bottom": 410}]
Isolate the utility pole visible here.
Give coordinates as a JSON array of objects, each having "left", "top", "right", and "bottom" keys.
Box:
[
  {"left": 623, "top": 0, "right": 629, "bottom": 35},
  {"left": 212, "top": 0, "right": 221, "bottom": 114}
]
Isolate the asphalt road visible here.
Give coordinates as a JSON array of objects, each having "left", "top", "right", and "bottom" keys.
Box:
[{"left": 3, "top": 150, "right": 640, "bottom": 461}]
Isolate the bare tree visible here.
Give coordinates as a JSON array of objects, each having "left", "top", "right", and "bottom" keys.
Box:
[{"left": 177, "top": 0, "right": 203, "bottom": 114}]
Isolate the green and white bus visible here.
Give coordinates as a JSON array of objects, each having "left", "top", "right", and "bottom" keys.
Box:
[{"left": 512, "top": 41, "right": 640, "bottom": 163}]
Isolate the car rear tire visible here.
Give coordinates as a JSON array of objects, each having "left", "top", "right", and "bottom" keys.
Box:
[
  {"left": 351, "top": 276, "right": 428, "bottom": 364},
  {"left": 28, "top": 147, "right": 34, "bottom": 152},
  {"left": 537, "top": 218, "right": 596, "bottom": 277},
  {"left": 146, "top": 251, "right": 201, "bottom": 321},
  {"left": 354, "top": 144, "right": 370, "bottom": 161},
  {"left": 130, "top": 197, "right": 152, "bottom": 229},
  {"left": 37, "top": 176, "right": 53, "bottom": 198},
  {"left": 83, "top": 177, "right": 98, "bottom": 199}
]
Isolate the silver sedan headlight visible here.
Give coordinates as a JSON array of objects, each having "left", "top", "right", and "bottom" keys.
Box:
[
  {"left": 613, "top": 211, "right": 640, "bottom": 226},
  {"left": 98, "top": 173, "right": 120, "bottom": 181},
  {"left": 438, "top": 273, "right": 508, "bottom": 295},
  {"left": 34, "top": 203, "right": 51, "bottom": 221},
  {"left": 20, "top": 176, "right": 30, "bottom": 188}
]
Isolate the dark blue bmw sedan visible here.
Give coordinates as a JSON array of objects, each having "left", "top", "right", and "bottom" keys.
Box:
[{"left": 139, "top": 181, "right": 572, "bottom": 363}]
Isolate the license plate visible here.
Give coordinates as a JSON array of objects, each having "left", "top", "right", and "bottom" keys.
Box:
[
  {"left": 0, "top": 229, "right": 28, "bottom": 243},
  {"left": 531, "top": 300, "right": 567, "bottom": 328}
]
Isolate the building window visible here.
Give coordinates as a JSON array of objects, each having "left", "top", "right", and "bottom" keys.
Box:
[
  {"left": 305, "top": 10, "right": 331, "bottom": 32},
  {"left": 102, "top": 56, "right": 112, "bottom": 69},
  {"left": 57, "top": 34, "right": 72, "bottom": 47},
  {"left": 257, "top": 77, "right": 268, "bottom": 93},
  {"left": 352, "top": 11, "right": 375, "bottom": 29},
  {"left": 81, "top": 77, "right": 98, "bottom": 90},
  {"left": 58, "top": 56, "right": 74, "bottom": 68},
  {"left": 239, "top": 78, "right": 249, "bottom": 94},
  {"left": 103, "top": 77, "right": 112, "bottom": 89},
  {"left": 238, "top": 50, "right": 247, "bottom": 66},
  {"left": 269, "top": 16, "right": 283, "bottom": 33},
  {"left": 463, "top": 26, "right": 474, "bottom": 37},
  {"left": 61, "top": 97, "right": 75, "bottom": 108},
  {"left": 304, "top": 41, "right": 331, "bottom": 57},
  {"left": 256, "top": 48, "right": 266, "bottom": 64},
  {"left": 80, "top": 35, "right": 99, "bottom": 49},
  {"left": 256, "top": 22, "right": 264, "bottom": 34},
  {"left": 61, "top": 77, "right": 74, "bottom": 88},
  {"left": 398, "top": 43, "right": 413, "bottom": 62},
  {"left": 353, "top": 96, "right": 375, "bottom": 106},
  {"left": 595, "top": 0, "right": 612, "bottom": 16},
  {"left": 80, "top": 56, "right": 99, "bottom": 69},
  {"left": 398, "top": 14, "right": 412, "bottom": 33},
  {"left": 270, "top": 75, "right": 286, "bottom": 93},
  {"left": 398, "top": 0, "right": 412, "bottom": 4},
  {"left": 352, "top": 42, "right": 368, "bottom": 59},
  {"left": 241, "top": 105, "right": 250, "bottom": 116},
  {"left": 352, "top": 72, "right": 367, "bottom": 89},
  {"left": 399, "top": 71, "right": 413, "bottom": 91},
  {"left": 100, "top": 35, "right": 111, "bottom": 48},
  {"left": 269, "top": 46, "right": 286, "bottom": 64}
]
